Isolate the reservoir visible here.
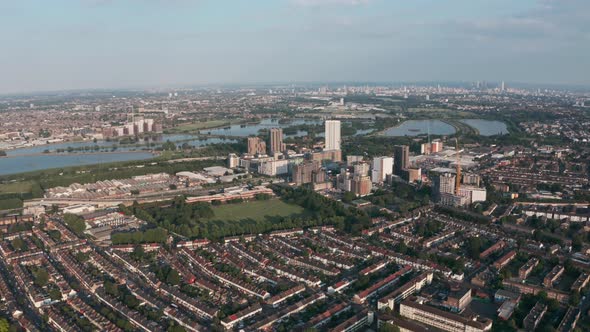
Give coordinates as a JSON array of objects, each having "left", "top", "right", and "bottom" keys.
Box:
[
  {"left": 0, "top": 136, "right": 237, "bottom": 176},
  {"left": 459, "top": 119, "right": 509, "bottom": 136},
  {"left": 201, "top": 118, "right": 321, "bottom": 137},
  {"left": 4, "top": 136, "right": 235, "bottom": 156},
  {"left": 0, "top": 152, "right": 155, "bottom": 176},
  {"left": 383, "top": 120, "right": 456, "bottom": 137}
]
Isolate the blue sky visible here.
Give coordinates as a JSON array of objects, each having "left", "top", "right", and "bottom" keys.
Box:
[{"left": 0, "top": 0, "right": 588, "bottom": 93}]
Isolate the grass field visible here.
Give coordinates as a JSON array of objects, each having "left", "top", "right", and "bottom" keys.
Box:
[
  {"left": 207, "top": 199, "right": 306, "bottom": 222},
  {"left": 407, "top": 107, "right": 477, "bottom": 118},
  {"left": 167, "top": 120, "right": 237, "bottom": 133},
  {"left": 0, "top": 181, "right": 33, "bottom": 194}
]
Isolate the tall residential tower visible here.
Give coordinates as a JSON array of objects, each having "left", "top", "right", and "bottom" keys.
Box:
[
  {"left": 269, "top": 128, "right": 285, "bottom": 155},
  {"left": 324, "top": 120, "right": 341, "bottom": 151},
  {"left": 394, "top": 145, "right": 409, "bottom": 175}
]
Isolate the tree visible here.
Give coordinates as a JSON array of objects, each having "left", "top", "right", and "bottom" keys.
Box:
[
  {"left": 467, "top": 237, "right": 483, "bottom": 259},
  {"left": 570, "top": 290, "right": 581, "bottom": 306},
  {"left": 0, "top": 318, "right": 9, "bottom": 332},
  {"left": 131, "top": 245, "right": 145, "bottom": 261},
  {"left": 63, "top": 213, "right": 86, "bottom": 234},
  {"left": 162, "top": 140, "right": 177, "bottom": 151},
  {"left": 48, "top": 286, "right": 62, "bottom": 301},
  {"left": 11, "top": 238, "right": 26, "bottom": 251},
  {"left": 33, "top": 268, "right": 49, "bottom": 287},
  {"left": 342, "top": 191, "right": 356, "bottom": 203},
  {"left": 104, "top": 281, "right": 119, "bottom": 297},
  {"left": 168, "top": 325, "right": 187, "bottom": 332},
  {"left": 166, "top": 270, "right": 181, "bottom": 286}
]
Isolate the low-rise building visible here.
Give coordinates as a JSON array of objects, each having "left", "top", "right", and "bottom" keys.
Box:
[{"left": 400, "top": 298, "right": 492, "bottom": 332}]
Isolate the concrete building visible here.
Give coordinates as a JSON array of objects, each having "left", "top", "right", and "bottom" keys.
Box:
[
  {"left": 347, "top": 155, "right": 364, "bottom": 166},
  {"left": 247, "top": 137, "right": 267, "bottom": 156},
  {"left": 354, "top": 162, "right": 371, "bottom": 177},
  {"left": 519, "top": 258, "right": 539, "bottom": 280},
  {"left": 227, "top": 153, "right": 239, "bottom": 168},
  {"left": 458, "top": 186, "right": 487, "bottom": 204},
  {"left": 351, "top": 175, "right": 372, "bottom": 197},
  {"left": 258, "top": 159, "right": 289, "bottom": 176},
  {"left": 325, "top": 120, "right": 341, "bottom": 151},
  {"left": 544, "top": 265, "right": 564, "bottom": 288},
  {"left": 378, "top": 272, "right": 433, "bottom": 310},
  {"left": 337, "top": 170, "right": 352, "bottom": 192},
  {"left": 402, "top": 168, "right": 422, "bottom": 183},
  {"left": 311, "top": 149, "right": 342, "bottom": 162},
  {"left": 400, "top": 299, "right": 492, "bottom": 332},
  {"left": 269, "top": 128, "right": 285, "bottom": 155},
  {"left": 394, "top": 145, "right": 409, "bottom": 175},
  {"left": 293, "top": 161, "right": 324, "bottom": 185},
  {"left": 421, "top": 140, "right": 443, "bottom": 155},
  {"left": 371, "top": 157, "right": 394, "bottom": 183},
  {"left": 439, "top": 192, "right": 469, "bottom": 207},
  {"left": 463, "top": 173, "right": 481, "bottom": 186},
  {"left": 435, "top": 173, "right": 456, "bottom": 195},
  {"left": 444, "top": 286, "right": 472, "bottom": 313},
  {"left": 523, "top": 302, "right": 546, "bottom": 331}
]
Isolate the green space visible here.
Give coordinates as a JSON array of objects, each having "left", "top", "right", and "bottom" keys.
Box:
[
  {"left": 0, "top": 181, "right": 33, "bottom": 194},
  {"left": 118, "top": 186, "right": 376, "bottom": 241},
  {"left": 206, "top": 199, "right": 306, "bottom": 222},
  {"left": 406, "top": 107, "right": 477, "bottom": 119},
  {"left": 442, "top": 119, "right": 479, "bottom": 135},
  {"left": 0, "top": 180, "right": 43, "bottom": 210},
  {"left": 166, "top": 119, "right": 241, "bottom": 133},
  {"left": 0, "top": 157, "right": 224, "bottom": 211}
]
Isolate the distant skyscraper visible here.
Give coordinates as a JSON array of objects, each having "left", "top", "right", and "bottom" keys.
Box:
[
  {"left": 501, "top": 81, "right": 506, "bottom": 92},
  {"left": 269, "top": 128, "right": 284, "bottom": 155},
  {"left": 394, "top": 145, "right": 409, "bottom": 175},
  {"left": 324, "top": 120, "right": 341, "bottom": 151}
]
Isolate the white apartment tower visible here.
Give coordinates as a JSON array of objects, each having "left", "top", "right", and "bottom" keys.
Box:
[
  {"left": 371, "top": 157, "right": 394, "bottom": 183},
  {"left": 324, "top": 120, "right": 341, "bottom": 151}
]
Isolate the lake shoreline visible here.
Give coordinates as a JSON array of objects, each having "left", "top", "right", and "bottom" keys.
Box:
[{"left": 0, "top": 150, "right": 158, "bottom": 159}]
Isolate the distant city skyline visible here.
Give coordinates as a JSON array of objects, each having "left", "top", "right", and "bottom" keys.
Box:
[{"left": 0, "top": 0, "right": 589, "bottom": 94}]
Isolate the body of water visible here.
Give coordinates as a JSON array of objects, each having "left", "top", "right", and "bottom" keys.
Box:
[
  {"left": 383, "top": 120, "right": 456, "bottom": 137},
  {"left": 0, "top": 152, "right": 155, "bottom": 176},
  {"left": 459, "top": 119, "right": 509, "bottom": 136},
  {"left": 0, "top": 135, "right": 237, "bottom": 176},
  {"left": 200, "top": 118, "right": 322, "bottom": 137},
  {"left": 5, "top": 136, "right": 235, "bottom": 156}
]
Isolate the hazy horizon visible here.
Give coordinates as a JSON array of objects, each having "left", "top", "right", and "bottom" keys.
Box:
[{"left": 1, "top": 0, "right": 589, "bottom": 94}]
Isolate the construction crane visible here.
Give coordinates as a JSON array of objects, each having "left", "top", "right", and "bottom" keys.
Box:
[{"left": 455, "top": 138, "right": 461, "bottom": 195}]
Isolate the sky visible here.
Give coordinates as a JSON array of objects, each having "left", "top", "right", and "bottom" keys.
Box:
[{"left": 0, "top": 0, "right": 589, "bottom": 93}]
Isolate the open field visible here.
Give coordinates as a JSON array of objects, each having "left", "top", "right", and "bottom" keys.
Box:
[
  {"left": 206, "top": 199, "right": 306, "bottom": 222},
  {"left": 0, "top": 181, "right": 33, "bottom": 194},
  {"left": 406, "top": 107, "right": 477, "bottom": 118},
  {"left": 0, "top": 181, "right": 40, "bottom": 211},
  {"left": 442, "top": 119, "right": 479, "bottom": 135},
  {"left": 166, "top": 120, "right": 240, "bottom": 133}
]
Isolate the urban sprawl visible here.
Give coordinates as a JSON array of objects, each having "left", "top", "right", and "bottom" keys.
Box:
[{"left": 0, "top": 83, "right": 589, "bottom": 331}]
